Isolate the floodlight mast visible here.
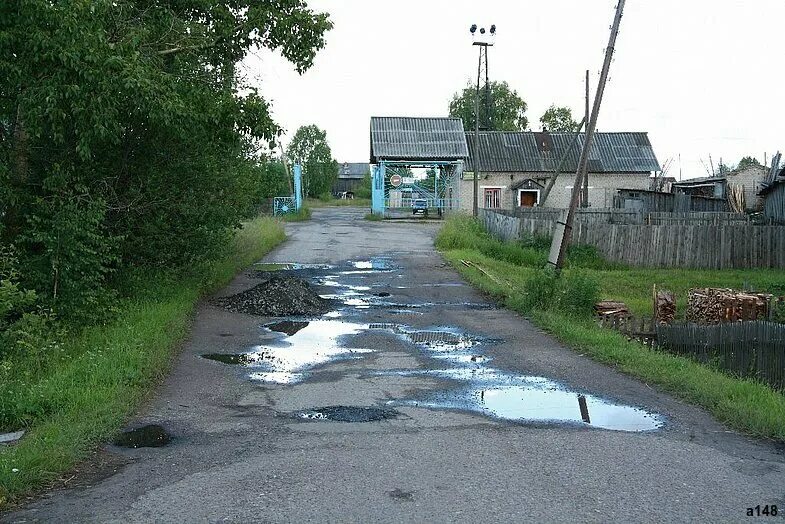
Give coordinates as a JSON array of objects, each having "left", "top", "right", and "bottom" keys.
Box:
[{"left": 469, "top": 24, "right": 495, "bottom": 217}]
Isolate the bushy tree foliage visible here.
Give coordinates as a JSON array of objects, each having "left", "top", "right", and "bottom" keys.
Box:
[
  {"left": 0, "top": 1, "right": 332, "bottom": 323},
  {"left": 448, "top": 80, "right": 528, "bottom": 131},
  {"left": 540, "top": 105, "right": 579, "bottom": 132},
  {"left": 286, "top": 125, "right": 338, "bottom": 197},
  {"left": 737, "top": 156, "right": 762, "bottom": 170}
]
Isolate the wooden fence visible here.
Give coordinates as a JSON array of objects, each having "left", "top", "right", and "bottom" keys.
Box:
[
  {"left": 645, "top": 212, "right": 751, "bottom": 226},
  {"left": 479, "top": 209, "right": 785, "bottom": 269},
  {"left": 655, "top": 321, "right": 785, "bottom": 390}
]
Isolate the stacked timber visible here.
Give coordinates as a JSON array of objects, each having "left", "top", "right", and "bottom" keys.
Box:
[
  {"left": 686, "top": 288, "right": 771, "bottom": 324},
  {"left": 654, "top": 288, "right": 676, "bottom": 324},
  {"left": 594, "top": 301, "right": 630, "bottom": 318}
]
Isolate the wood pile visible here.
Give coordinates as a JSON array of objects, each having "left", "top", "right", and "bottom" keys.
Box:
[
  {"left": 594, "top": 301, "right": 630, "bottom": 318},
  {"left": 686, "top": 288, "right": 771, "bottom": 324},
  {"left": 653, "top": 286, "right": 676, "bottom": 325}
]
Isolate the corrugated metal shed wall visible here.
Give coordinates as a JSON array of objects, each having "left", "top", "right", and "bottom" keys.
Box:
[
  {"left": 465, "top": 131, "right": 660, "bottom": 173},
  {"left": 370, "top": 117, "right": 469, "bottom": 163}
]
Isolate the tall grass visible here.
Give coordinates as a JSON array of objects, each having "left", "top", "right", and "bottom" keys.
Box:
[{"left": 0, "top": 217, "right": 285, "bottom": 506}]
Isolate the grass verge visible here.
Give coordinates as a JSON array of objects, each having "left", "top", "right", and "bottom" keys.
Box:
[
  {"left": 437, "top": 216, "right": 785, "bottom": 442},
  {"left": 280, "top": 206, "right": 312, "bottom": 222},
  {"left": 0, "top": 217, "right": 285, "bottom": 507}
]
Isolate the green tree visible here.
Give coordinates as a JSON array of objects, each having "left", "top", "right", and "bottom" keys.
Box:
[
  {"left": 287, "top": 125, "right": 338, "bottom": 197},
  {"left": 448, "top": 80, "right": 528, "bottom": 131},
  {"left": 737, "top": 156, "right": 762, "bottom": 170},
  {"left": 540, "top": 105, "right": 579, "bottom": 132},
  {"left": 0, "top": 1, "right": 332, "bottom": 322}
]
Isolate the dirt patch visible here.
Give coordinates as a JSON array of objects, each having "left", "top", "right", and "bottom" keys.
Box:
[{"left": 212, "top": 276, "right": 331, "bottom": 317}]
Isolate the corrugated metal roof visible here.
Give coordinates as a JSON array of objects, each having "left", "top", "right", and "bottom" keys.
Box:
[
  {"left": 337, "top": 162, "right": 369, "bottom": 179},
  {"left": 370, "top": 117, "right": 469, "bottom": 163},
  {"left": 465, "top": 131, "right": 660, "bottom": 173}
]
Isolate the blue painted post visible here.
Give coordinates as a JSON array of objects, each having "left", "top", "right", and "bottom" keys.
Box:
[
  {"left": 293, "top": 164, "right": 303, "bottom": 211},
  {"left": 372, "top": 164, "right": 385, "bottom": 215}
]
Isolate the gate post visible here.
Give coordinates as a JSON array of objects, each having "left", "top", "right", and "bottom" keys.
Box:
[
  {"left": 372, "top": 163, "right": 385, "bottom": 215},
  {"left": 293, "top": 164, "right": 303, "bottom": 211}
]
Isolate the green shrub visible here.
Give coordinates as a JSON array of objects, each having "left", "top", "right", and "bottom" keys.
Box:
[{"left": 557, "top": 270, "right": 600, "bottom": 317}]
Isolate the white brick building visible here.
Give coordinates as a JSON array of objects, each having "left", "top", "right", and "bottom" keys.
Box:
[{"left": 460, "top": 131, "right": 660, "bottom": 212}]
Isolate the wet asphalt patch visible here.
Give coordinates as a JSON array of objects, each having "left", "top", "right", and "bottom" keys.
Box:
[
  {"left": 205, "top": 254, "right": 663, "bottom": 432},
  {"left": 294, "top": 406, "right": 400, "bottom": 423},
  {"left": 113, "top": 425, "right": 171, "bottom": 448}
]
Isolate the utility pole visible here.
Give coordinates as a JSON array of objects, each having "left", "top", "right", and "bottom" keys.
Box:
[
  {"left": 548, "top": 0, "right": 626, "bottom": 270},
  {"left": 581, "top": 69, "right": 590, "bottom": 207},
  {"left": 473, "top": 48, "right": 482, "bottom": 217},
  {"left": 470, "top": 24, "right": 495, "bottom": 217}
]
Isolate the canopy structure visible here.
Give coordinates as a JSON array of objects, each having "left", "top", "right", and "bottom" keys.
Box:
[{"left": 369, "top": 117, "right": 468, "bottom": 217}]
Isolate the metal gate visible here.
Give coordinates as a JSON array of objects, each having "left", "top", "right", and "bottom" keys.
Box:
[{"left": 371, "top": 160, "right": 462, "bottom": 217}]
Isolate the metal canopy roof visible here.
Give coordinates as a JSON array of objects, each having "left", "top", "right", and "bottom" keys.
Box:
[
  {"left": 370, "top": 117, "right": 469, "bottom": 163},
  {"left": 465, "top": 131, "right": 660, "bottom": 173}
]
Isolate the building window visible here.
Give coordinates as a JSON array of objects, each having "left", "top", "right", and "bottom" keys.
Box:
[{"left": 484, "top": 188, "right": 501, "bottom": 209}]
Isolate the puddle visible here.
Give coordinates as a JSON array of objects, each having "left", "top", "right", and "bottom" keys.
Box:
[
  {"left": 113, "top": 425, "right": 171, "bottom": 448},
  {"left": 254, "top": 263, "right": 333, "bottom": 271},
  {"left": 389, "top": 368, "right": 661, "bottom": 432},
  {"left": 351, "top": 258, "right": 395, "bottom": 270},
  {"left": 266, "top": 320, "right": 310, "bottom": 336},
  {"left": 204, "top": 320, "right": 374, "bottom": 385},
  {"left": 295, "top": 406, "right": 400, "bottom": 422}
]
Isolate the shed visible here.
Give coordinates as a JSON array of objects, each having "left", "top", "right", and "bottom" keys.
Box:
[
  {"left": 333, "top": 162, "right": 369, "bottom": 195},
  {"left": 672, "top": 176, "right": 726, "bottom": 199}
]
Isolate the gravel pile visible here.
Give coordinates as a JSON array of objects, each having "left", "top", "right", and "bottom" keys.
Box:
[{"left": 212, "top": 276, "right": 332, "bottom": 317}]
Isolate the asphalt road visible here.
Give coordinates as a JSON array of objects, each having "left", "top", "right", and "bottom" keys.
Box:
[{"left": 6, "top": 207, "right": 784, "bottom": 523}]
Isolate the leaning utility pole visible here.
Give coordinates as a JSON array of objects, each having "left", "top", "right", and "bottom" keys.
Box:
[{"left": 548, "top": 0, "right": 626, "bottom": 270}]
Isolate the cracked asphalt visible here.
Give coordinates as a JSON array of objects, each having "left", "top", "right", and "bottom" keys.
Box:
[{"left": 5, "top": 207, "right": 784, "bottom": 523}]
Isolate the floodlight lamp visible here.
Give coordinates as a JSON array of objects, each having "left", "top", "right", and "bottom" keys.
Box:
[
  {"left": 490, "top": 24, "right": 496, "bottom": 34},
  {"left": 470, "top": 24, "right": 477, "bottom": 34},
  {"left": 480, "top": 27, "right": 486, "bottom": 34}
]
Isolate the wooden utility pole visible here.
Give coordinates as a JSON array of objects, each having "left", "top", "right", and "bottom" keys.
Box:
[
  {"left": 581, "top": 69, "right": 590, "bottom": 207},
  {"left": 548, "top": 0, "right": 626, "bottom": 270}
]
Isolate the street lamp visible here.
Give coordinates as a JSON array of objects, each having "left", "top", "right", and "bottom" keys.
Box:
[{"left": 469, "top": 24, "right": 495, "bottom": 217}]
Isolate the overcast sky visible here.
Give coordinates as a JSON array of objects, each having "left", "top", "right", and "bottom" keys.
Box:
[{"left": 243, "top": 0, "right": 785, "bottom": 179}]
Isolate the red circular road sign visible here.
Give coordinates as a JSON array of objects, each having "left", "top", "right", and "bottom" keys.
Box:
[{"left": 389, "top": 174, "right": 402, "bottom": 187}]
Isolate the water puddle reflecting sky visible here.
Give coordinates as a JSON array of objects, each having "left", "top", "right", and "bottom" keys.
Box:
[{"left": 202, "top": 320, "right": 373, "bottom": 384}]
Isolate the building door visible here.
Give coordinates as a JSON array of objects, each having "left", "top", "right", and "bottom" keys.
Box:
[
  {"left": 484, "top": 188, "right": 501, "bottom": 209},
  {"left": 519, "top": 190, "right": 538, "bottom": 207}
]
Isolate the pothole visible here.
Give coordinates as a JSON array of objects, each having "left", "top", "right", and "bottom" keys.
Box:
[
  {"left": 295, "top": 406, "right": 400, "bottom": 422},
  {"left": 390, "top": 369, "right": 662, "bottom": 432},
  {"left": 202, "top": 320, "right": 374, "bottom": 385},
  {"left": 113, "top": 425, "right": 171, "bottom": 448},
  {"left": 254, "top": 263, "right": 333, "bottom": 271}
]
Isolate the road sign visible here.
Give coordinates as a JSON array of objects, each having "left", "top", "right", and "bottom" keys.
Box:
[{"left": 390, "top": 174, "right": 402, "bottom": 187}]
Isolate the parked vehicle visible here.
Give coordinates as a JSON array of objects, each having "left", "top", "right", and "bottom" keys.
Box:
[{"left": 412, "top": 199, "right": 428, "bottom": 217}]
